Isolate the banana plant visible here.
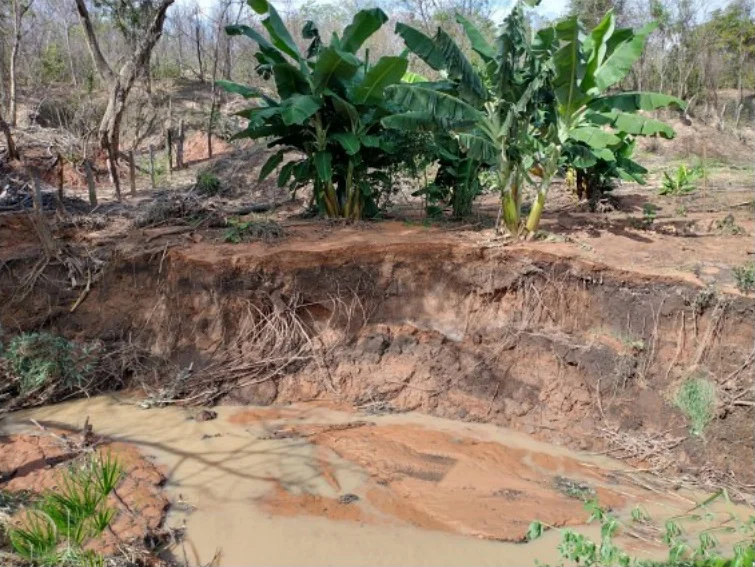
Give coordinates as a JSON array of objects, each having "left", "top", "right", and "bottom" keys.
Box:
[
  {"left": 524, "top": 11, "right": 686, "bottom": 232},
  {"left": 220, "top": 0, "right": 412, "bottom": 219},
  {"left": 382, "top": 0, "right": 555, "bottom": 232}
]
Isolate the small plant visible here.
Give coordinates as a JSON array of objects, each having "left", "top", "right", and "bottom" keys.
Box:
[
  {"left": 8, "top": 454, "right": 121, "bottom": 566},
  {"left": 659, "top": 164, "right": 700, "bottom": 196},
  {"left": 716, "top": 214, "right": 746, "bottom": 236},
  {"left": 531, "top": 497, "right": 755, "bottom": 567},
  {"left": 675, "top": 205, "right": 688, "bottom": 217},
  {"left": 674, "top": 375, "right": 717, "bottom": 436},
  {"left": 195, "top": 170, "right": 222, "bottom": 196},
  {"left": 1, "top": 333, "right": 92, "bottom": 397},
  {"left": 642, "top": 203, "right": 658, "bottom": 226},
  {"left": 733, "top": 262, "right": 755, "bottom": 294},
  {"left": 223, "top": 217, "right": 284, "bottom": 244}
]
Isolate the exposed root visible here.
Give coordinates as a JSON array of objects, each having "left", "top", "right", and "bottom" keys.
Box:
[{"left": 597, "top": 427, "right": 686, "bottom": 474}]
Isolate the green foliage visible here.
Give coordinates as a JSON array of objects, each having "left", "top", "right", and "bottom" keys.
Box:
[
  {"left": 660, "top": 164, "right": 700, "bottom": 196},
  {"left": 196, "top": 170, "right": 223, "bottom": 196},
  {"left": 1, "top": 333, "right": 92, "bottom": 397},
  {"left": 223, "top": 217, "right": 284, "bottom": 243},
  {"left": 643, "top": 203, "right": 658, "bottom": 225},
  {"left": 733, "top": 262, "right": 755, "bottom": 294},
  {"left": 222, "top": 4, "right": 423, "bottom": 219},
  {"left": 386, "top": 3, "right": 682, "bottom": 234},
  {"left": 40, "top": 44, "right": 68, "bottom": 83},
  {"left": 532, "top": 498, "right": 755, "bottom": 567},
  {"left": 8, "top": 455, "right": 121, "bottom": 566},
  {"left": 674, "top": 376, "right": 717, "bottom": 436}
]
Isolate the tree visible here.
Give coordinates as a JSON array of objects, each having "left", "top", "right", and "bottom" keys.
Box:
[
  {"left": 567, "top": 0, "right": 625, "bottom": 28},
  {"left": 74, "top": 0, "right": 175, "bottom": 200},
  {"left": 0, "top": 107, "right": 20, "bottom": 160},
  {"left": 9, "top": 0, "right": 35, "bottom": 127}
]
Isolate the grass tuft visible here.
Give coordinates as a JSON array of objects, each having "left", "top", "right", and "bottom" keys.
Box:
[
  {"left": 733, "top": 262, "right": 755, "bottom": 294},
  {"left": 674, "top": 376, "right": 717, "bottom": 436}
]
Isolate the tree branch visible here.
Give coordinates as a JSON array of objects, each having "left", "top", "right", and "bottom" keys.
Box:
[
  {"left": 74, "top": 0, "right": 115, "bottom": 82},
  {"left": 132, "top": 0, "right": 176, "bottom": 74}
]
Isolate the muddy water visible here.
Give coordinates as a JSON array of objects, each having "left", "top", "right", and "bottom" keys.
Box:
[{"left": 5, "top": 397, "right": 750, "bottom": 566}]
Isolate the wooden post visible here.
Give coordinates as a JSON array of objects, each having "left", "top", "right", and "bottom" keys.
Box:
[
  {"left": 57, "top": 153, "right": 64, "bottom": 202},
  {"left": 128, "top": 149, "right": 137, "bottom": 196},
  {"left": 83, "top": 159, "right": 97, "bottom": 207},
  {"left": 176, "top": 119, "right": 185, "bottom": 169},
  {"left": 207, "top": 89, "right": 217, "bottom": 159},
  {"left": 165, "top": 128, "right": 173, "bottom": 180},
  {"left": 149, "top": 144, "right": 156, "bottom": 189},
  {"left": 166, "top": 97, "right": 173, "bottom": 179}
]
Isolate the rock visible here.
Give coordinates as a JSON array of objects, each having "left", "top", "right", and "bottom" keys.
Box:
[
  {"left": 195, "top": 409, "right": 218, "bottom": 422},
  {"left": 338, "top": 493, "right": 360, "bottom": 505}
]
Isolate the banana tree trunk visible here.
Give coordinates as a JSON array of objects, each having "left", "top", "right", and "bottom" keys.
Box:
[
  {"left": 524, "top": 149, "right": 560, "bottom": 235},
  {"left": 497, "top": 165, "right": 518, "bottom": 234}
]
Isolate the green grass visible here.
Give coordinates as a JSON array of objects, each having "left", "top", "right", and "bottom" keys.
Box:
[
  {"left": 1, "top": 333, "right": 92, "bottom": 396},
  {"left": 674, "top": 376, "right": 717, "bottom": 436},
  {"left": 529, "top": 495, "right": 755, "bottom": 566},
  {"left": 733, "top": 262, "right": 755, "bottom": 294},
  {"left": 195, "top": 170, "right": 222, "bottom": 196},
  {"left": 223, "top": 217, "right": 284, "bottom": 243},
  {"left": 8, "top": 454, "right": 121, "bottom": 566}
]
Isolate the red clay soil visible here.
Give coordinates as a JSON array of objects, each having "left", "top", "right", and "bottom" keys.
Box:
[
  {"left": 250, "top": 419, "right": 629, "bottom": 542},
  {"left": 183, "top": 132, "right": 233, "bottom": 164},
  {"left": 0, "top": 431, "right": 169, "bottom": 556}
]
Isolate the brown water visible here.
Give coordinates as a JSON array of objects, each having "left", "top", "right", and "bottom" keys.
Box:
[{"left": 5, "top": 397, "right": 751, "bottom": 566}]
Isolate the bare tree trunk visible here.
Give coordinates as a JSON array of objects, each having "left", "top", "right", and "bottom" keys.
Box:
[
  {"left": 195, "top": 18, "right": 205, "bottom": 82},
  {"left": 0, "top": 108, "right": 19, "bottom": 160},
  {"left": 9, "top": 0, "right": 34, "bottom": 127},
  {"left": 83, "top": 159, "right": 97, "bottom": 207},
  {"left": 128, "top": 150, "right": 137, "bottom": 196},
  {"left": 65, "top": 26, "right": 78, "bottom": 88},
  {"left": 176, "top": 119, "right": 184, "bottom": 169},
  {"left": 75, "top": 0, "right": 175, "bottom": 201},
  {"left": 149, "top": 144, "right": 156, "bottom": 189}
]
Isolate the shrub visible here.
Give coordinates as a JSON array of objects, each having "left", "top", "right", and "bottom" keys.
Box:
[
  {"left": 223, "top": 217, "right": 284, "bottom": 243},
  {"left": 733, "top": 262, "right": 755, "bottom": 294},
  {"left": 196, "top": 170, "right": 223, "bottom": 196},
  {"left": 659, "top": 164, "right": 701, "bottom": 196},
  {"left": 674, "top": 376, "right": 717, "bottom": 436},
  {"left": 2, "top": 333, "right": 93, "bottom": 397}
]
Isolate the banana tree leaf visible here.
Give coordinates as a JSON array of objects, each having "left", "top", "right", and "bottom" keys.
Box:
[
  {"left": 272, "top": 63, "right": 310, "bottom": 98},
  {"left": 280, "top": 94, "right": 322, "bottom": 125},
  {"left": 314, "top": 151, "right": 332, "bottom": 181},
  {"left": 455, "top": 13, "right": 495, "bottom": 62},
  {"left": 582, "top": 11, "right": 615, "bottom": 91},
  {"left": 616, "top": 157, "right": 647, "bottom": 183},
  {"left": 402, "top": 71, "right": 428, "bottom": 83},
  {"left": 590, "top": 22, "right": 657, "bottom": 92},
  {"left": 394, "top": 23, "right": 445, "bottom": 71},
  {"left": 225, "top": 24, "right": 275, "bottom": 52},
  {"left": 217, "top": 81, "right": 268, "bottom": 99},
  {"left": 312, "top": 48, "right": 360, "bottom": 92},
  {"left": 569, "top": 126, "right": 621, "bottom": 148},
  {"left": 234, "top": 106, "right": 281, "bottom": 127},
  {"left": 360, "top": 134, "right": 380, "bottom": 147},
  {"left": 434, "top": 28, "right": 487, "bottom": 106},
  {"left": 385, "top": 85, "right": 483, "bottom": 124},
  {"left": 382, "top": 111, "right": 441, "bottom": 132},
  {"left": 331, "top": 95, "right": 360, "bottom": 126},
  {"left": 248, "top": 0, "right": 269, "bottom": 14},
  {"left": 456, "top": 132, "right": 498, "bottom": 163},
  {"left": 552, "top": 17, "right": 589, "bottom": 118},
  {"left": 588, "top": 91, "right": 686, "bottom": 112},
  {"left": 351, "top": 56, "right": 408, "bottom": 104},
  {"left": 277, "top": 160, "right": 297, "bottom": 187},
  {"left": 340, "top": 8, "right": 388, "bottom": 53},
  {"left": 596, "top": 110, "right": 677, "bottom": 138},
  {"left": 566, "top": 144, "right": 598, "bottom": 168},
  {"left": 331, "top": 132, "right": 360, "bottom": 155},
  {"left": 258, "top": 3, "right": 302, "bottom": 62},
  {"left": 259, "top": 151, "right": 285, "bottom": 181}
]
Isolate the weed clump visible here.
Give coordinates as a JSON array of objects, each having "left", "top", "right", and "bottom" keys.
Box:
[
  {"left": 674, "top": 376, "right": 717, "bottom": 436},
  {"left": 195, "top": 170, "right": 223, "bottom": 196},
  {"left": 733, "top": 262, "right": 755, "bottom": 294},
  {"left": 1, "top": 332, "right": 92, "bottom": 398},
  {"left": 223, "top": 217, "right": 284, "bottom": 243}
]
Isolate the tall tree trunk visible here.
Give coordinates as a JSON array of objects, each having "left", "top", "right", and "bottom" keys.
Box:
[
  {"left": 65, "top": 26, "right": 78, "bottom": 88},
  {"left": 195, "top": 21, "right": 204, "bottom": 82},
  {"left": 9, "top": 24, "right": 20, "bottom": 127}
]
